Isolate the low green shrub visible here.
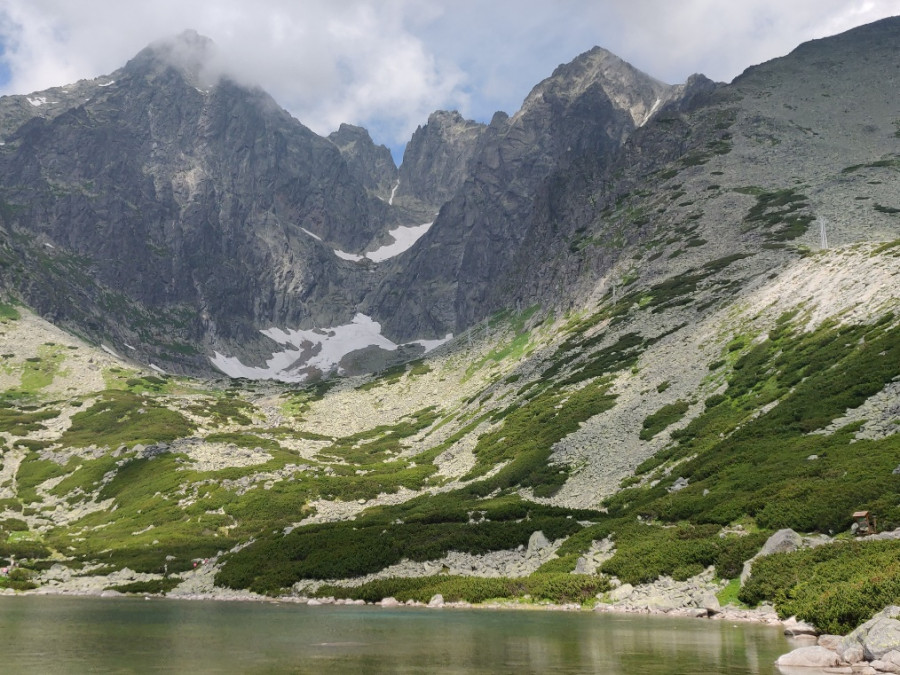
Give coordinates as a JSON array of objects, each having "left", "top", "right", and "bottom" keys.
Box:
[
  {"left": 0, "top": 407, "right": 60, "bottom": 434},
  {"left": 106, "top": 578, "right": 180, "bottom": 595},
  {"left": 60, "top": 390, "right": 194, "bottom": 448},
  {"left": 2, "top": 567, "right": 37, "bottom": 591},
  {"left": 639, "top": 400, "right": 690, "bottom": 440},
  {"left": 217, "top": 496, "right": 593, "bottom": 593},
  {"left": 0, "top": 302, "right": 20, "bottom": 321},
  {"left": 599, "top": 522, "right": 768, "bottom": 585},
  {"left": 739, "top": 540, "right": 900, "bottom": 634},
  {"left": 317, "top": 573, "right": 609, "bottom": 605},
  {"left": 188, "top": 394, "right": 255, "bottom": 425}
]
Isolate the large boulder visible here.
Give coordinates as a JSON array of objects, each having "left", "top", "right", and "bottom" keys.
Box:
[
  {"left": 839, "top": 606, "right": 900, "bottom": 661},
  {"left": 760, "top": 529, "right": 803, "bottom": 556},
  {"left": 699, "top": 591, "right": 721, "bottom": 615},
  {"left": 870, "top": 650, "right": 900, "bottom": 674},
  {"left": 782, "top": 616, "right": 819, "bottom": 637},
  {"left": 863, "top": 617, "right": 900, "bottom": 660},
  {"left": 608, "top": 583, "right": 634, "bottom": 602},
  {"left": 742, "top": 529, "right": 803, "bottom": 583},
  {"left": 527, "top": 531, "right": 551, "bottom": 554},
  {"left": 871, "top": 657, "right": 900, "bottom": 674},
  {"left": 775, "top": 645, "right": 841, "bottom": 668},
  {"left": 645, "top": 595, "right": 679, "bottom": 613},
  {"left": 817, "top": 634, "right": 843, "bottom": 650},
  {"left": 882, "top": 650, "right": 900, "bottom": 668}
]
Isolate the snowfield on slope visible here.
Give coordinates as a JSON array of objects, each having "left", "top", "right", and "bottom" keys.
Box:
[
  {"left": 210, "top": 313, "right": 451, "bottom": 382},
  {"left": 332, "top": 222, "right": 433, "bottom": 263}
]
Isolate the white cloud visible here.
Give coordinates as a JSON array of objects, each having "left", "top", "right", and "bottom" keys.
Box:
[
  {"left": 1, "top": 0, "right": 898, "bottom": 153},
  {"left": 0, "top": 0, "right": 468, "bottom": 147},
  {"left": 597, "top": 0, "right": 900, "bottom": 83}
]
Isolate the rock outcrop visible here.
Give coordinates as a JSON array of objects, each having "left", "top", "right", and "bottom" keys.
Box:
[
  {"left": 0, "top": 31, "right": 399, "bottom": 373},
  {"left": 328, "top": 123, "right": 398, "bottom": 201},
  {"left": 777, "top": 606, "right": 900, "bottom": 673},
  {"left": 396, "top": 110, "right": 485, "bottom": 212},
  {"left": 368, "top": 47, "right": 689, "bottom": 340},
  {"left": 1, "top": 17, "right": 899, "bottom": 380}
]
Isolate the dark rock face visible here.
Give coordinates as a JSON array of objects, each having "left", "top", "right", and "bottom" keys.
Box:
[
  {"left": 0, "top": 31, "right": 390, "bottom": 371},
  {"left": 328, "top": 123, "right": 398, "bottom": 201},
  {"left": 1, "top": 18, "right": 898, "bottom": 378},
  {"left": 396, "top": 110, "right": 486, "bottom": 212},
  {"left": 368, "top": 47, "right": 682, "bottom": 340},
  {"left": 499, "top": 16, "right": 900, "bottom": 327}
]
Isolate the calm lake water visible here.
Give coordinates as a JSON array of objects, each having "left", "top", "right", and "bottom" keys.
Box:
[{"left": 0, "top": 596, "right": 792, "bottom": 674}]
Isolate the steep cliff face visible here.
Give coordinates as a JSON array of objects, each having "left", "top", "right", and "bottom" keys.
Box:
[
  {"left": 370, "top": 17, "right": 900, "bottom": 343},
  {"left": 502, "top": 16, "right": 900, "bottom": 317},
  {"left": 328, "top": 123, "right": 398, "bottom": 201},
  {"left": 367, "top": 47, "right": 685, "bottom": 340},
  {"left": 1, "top": 20, "right": 898, "bottom": 378},
  {"left": 0, "top": 32, "right": 398, "bottom": 372},
  {"left": 396, "top": 110, "right": 486, "bottom": 212}
]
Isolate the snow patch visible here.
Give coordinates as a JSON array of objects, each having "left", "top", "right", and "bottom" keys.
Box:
[
  {"left": 26, "top": 96, "right": 48, "bottom": 107},
  {"left": 388, "top": 180, "right": 399, "bottom": 206},
  {"left": 100, "top": 344, "right": 120, "bottom": 359},
  {"left": 210, "top": 313, "right": 450, "bottom": 383},
  {"left": 124, "top": 343, "right": 135, "bottom": 350},
  {"left": 301, "top": 228, "right": 322, "bottom": 242},
  {"left": 411, "top": 334, "right": 453, "bottom": 352},
  {"left": 640, "top": 97, "right": 663, "bottom": 127},
  {"left": 43, "top": 242, "right": 54, "bottom": 249},
  {"left": 332, "top": 221, "right": 433, "bottom": 264},
  {"left": 97, "top": 80, "right": 115, "bottom": 87},
  {"left": 149, "top": 363, "right": 166, "bottom": 375},
  {"left": 333, "top": 249, "right": 364, "bottom": 262},
  {"left": 366, "top": 222, "right": 433, "bottom": 262}
]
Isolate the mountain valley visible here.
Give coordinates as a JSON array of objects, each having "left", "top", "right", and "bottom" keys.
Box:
[{"left": 0, "top": 18, "right": 898, "bottom": 634}]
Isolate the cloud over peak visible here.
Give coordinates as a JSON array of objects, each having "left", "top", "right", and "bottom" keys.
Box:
[{"left": 1, "top": 0, "right": 898, "bottom": 156}]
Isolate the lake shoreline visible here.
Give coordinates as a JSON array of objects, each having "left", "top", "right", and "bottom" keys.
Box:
[
  {"left": 8, "top": 581, "right": 787, "bottom": 627},
  {"left": 0, "top": 592, "right": 796, "bottom": 674}
]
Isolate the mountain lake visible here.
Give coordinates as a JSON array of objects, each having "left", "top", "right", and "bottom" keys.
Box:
[{"left": 0, "top": 595, "right": 794, "bottom": 673}]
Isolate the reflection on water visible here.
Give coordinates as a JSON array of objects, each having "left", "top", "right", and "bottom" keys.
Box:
[{"left": 0, "top": 596, "right": 790, "bottom": 674}]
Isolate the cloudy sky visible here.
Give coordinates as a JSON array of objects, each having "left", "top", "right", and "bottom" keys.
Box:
[{"left": 1, "top": 0, "right": 898, "bottom": 160}]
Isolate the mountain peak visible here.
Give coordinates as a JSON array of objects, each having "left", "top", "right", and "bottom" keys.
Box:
[
  {"left": 126, "top": 29, "right": 222, "bottom": 87},
  {"left": 517, "top": 45, "right": 677, "bottom": 128}
]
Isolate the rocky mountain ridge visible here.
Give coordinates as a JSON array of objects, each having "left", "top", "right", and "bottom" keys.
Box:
[{"left": 0, "top": 29, "right": 711, "bottom": 377}]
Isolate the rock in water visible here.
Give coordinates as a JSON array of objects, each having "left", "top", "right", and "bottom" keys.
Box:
[
  {"left": 700, "top": 592, "right": 721, "bottom": 615},
  {"left": 782, "top": 616, "right": 819, "bottom": 637},
  {"left": 775, "top": 646, "right": 841, "bottom": 668}
]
